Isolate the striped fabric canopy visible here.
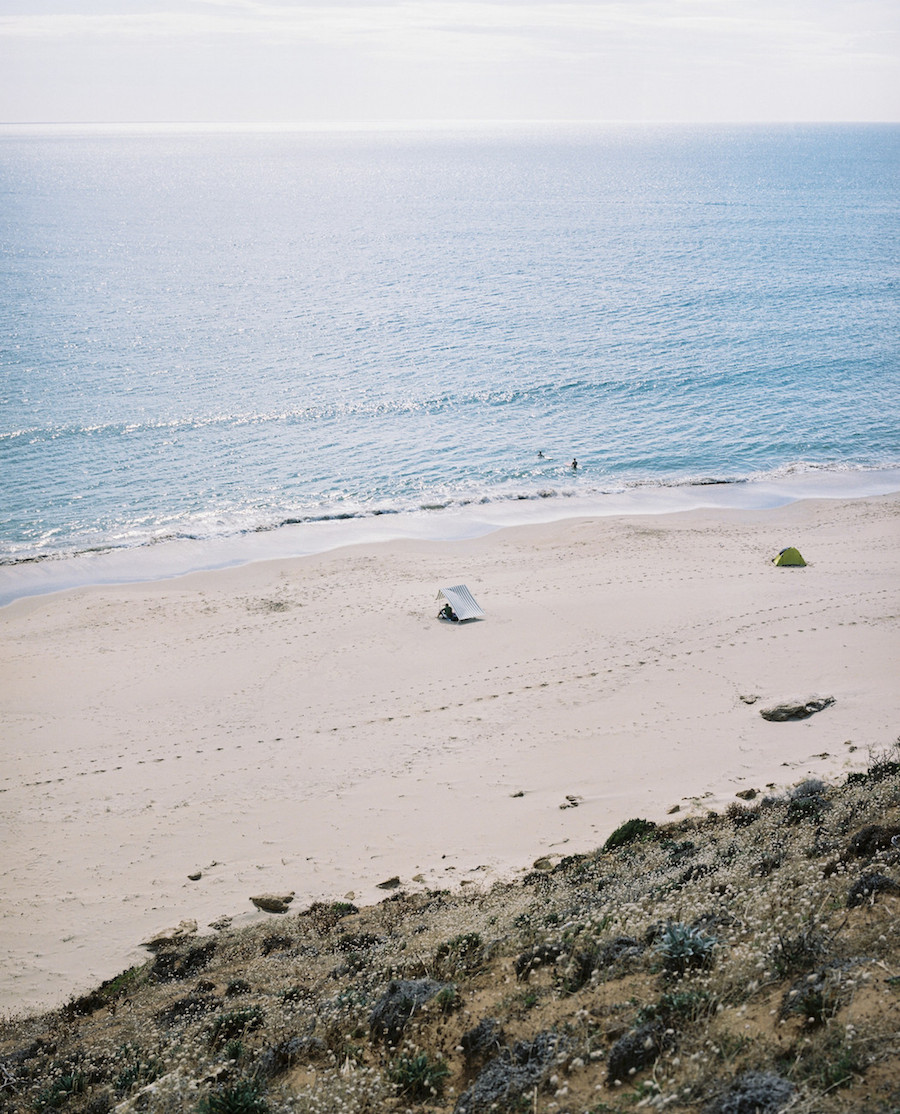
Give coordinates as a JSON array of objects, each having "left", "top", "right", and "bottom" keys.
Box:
[{"left": 436, "top": 584, "right": 484, "bottom": 622}]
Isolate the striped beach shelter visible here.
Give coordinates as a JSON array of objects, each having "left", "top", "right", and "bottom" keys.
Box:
[{"left": 436, "top": 584, "right": 484, "bottom": 622}]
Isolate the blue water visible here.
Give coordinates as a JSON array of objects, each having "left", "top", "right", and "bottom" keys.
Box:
[{"left": 1, "top": 122, "right": 899, "bottom": 600}]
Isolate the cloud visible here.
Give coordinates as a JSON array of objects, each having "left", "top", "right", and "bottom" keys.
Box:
[
  {"left": 0, "top": 0, "right": 894, "bottom": 54},
  {"left": 2, "top": 0, "right": 895, "bottom": 76},
  {"left": 1, "top": 0, "right": 896, "bottom": 122}
]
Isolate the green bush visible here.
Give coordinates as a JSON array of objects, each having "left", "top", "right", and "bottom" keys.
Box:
[
  {"left": 330, "top": 901, "right": 359, "bottom": 917},
  {"left": 435, "top": 985, "right": 460, "bottom": 1013},
  {"left": 387, "top": 1052, "right": 449, "bottom": 1101},
  {"left": 786, "top": 795, "right": 829, "bottom": 825},
  {"left": 638, "top": 989, "right": 713, "bottom": 1025},
  {"left": 34, "top": 1073, "right": 87, "bottom": 1110},
  {"left": 603, "top": 818, "right": 656, "bottom": 852},
  {"left": 222, "top": 1040, "right": 244, "bottom": 1063},
  {"left": 198, "top": 1079, "right": 268, "bottom": 1114},
  {"left": 276, "top": 985, "right": 306, "bottom": 1003},
  {"left": 434, "top": 932, "right": 483, "bottom": 973}
]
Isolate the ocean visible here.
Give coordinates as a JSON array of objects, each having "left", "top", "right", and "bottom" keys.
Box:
[{"left": 1, "top": 122, "right": 899, "bottom": 604}]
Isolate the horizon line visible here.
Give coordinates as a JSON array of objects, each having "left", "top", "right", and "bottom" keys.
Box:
[{"left": 2, "top": 117, "right": 899, "bottom": 132}]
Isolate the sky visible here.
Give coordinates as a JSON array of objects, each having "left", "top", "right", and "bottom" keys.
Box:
[{"left": 0, "top": 0, "right": 898, "bottom": 125}]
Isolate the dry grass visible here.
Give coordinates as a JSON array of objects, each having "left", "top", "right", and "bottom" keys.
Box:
[{"left": 4, "top": 746, "right": 900, "bottom": 1114}]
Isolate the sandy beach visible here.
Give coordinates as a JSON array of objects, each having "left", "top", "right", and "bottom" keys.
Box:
[{"left": 2, "top": 493, "right": 898, "bottom": 1016}]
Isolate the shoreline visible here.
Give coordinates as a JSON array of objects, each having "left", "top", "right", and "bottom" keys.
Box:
[
  {"left": 2, "top": 466, "right": 899, "bottom": 609},
  {"left": 2, "top": 491, "right": 899, "bottom": 1015}
]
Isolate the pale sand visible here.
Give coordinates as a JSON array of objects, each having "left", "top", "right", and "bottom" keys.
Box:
[{"left": 2, "top": 494, "right": 898, "bottom": 1015}]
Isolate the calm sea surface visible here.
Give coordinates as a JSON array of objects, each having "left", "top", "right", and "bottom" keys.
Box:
[{"left": 1, "top": 123, "right": 899, "bottom": 601}]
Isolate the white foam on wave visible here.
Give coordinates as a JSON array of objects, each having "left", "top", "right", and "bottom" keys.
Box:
[{"left": 2, "top": 466, "right": 898, "bottom": 609}]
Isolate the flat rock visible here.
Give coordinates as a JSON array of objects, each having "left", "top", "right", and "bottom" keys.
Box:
[
  {"left": 250, "top": 892, "right": 295, "bottom": 914},
  {"left": 376, "top": 876, "right": 401, "bottom": 890},
  {"left": 704, "top": 1071, "right": 794, "bottom": 1114},
  {"left": 607, "top": 1022, "right": 669, "bottom": 1085},
  {"left": 455, "top": 1032, "right": 563, "bottom": 1114},
  {"left": 369, "top": 978, "right": 444, "bottom": 1041},
  {"left": 142, "top": 919, "right": 198, "bottom": 950},
  {"left": 760, "top": 696, "right": 835, "bottom": 722},
  {"left": 460, "top": 1018, "right": 506, "bottom": 1065}
]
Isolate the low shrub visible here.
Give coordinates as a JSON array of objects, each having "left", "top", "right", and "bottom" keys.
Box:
[
  {"left": 208, "top": 1007, "right": 265, "bottom": 1047},
  {"left": 638, "top": 989, "right": 713, "bottom": 1025},
  {"left": 846, "top": 743, "right": 900, "bottom": 785},
  {"left": 34, "top": 1073, "right": 87, "bottom": 1111},
  {"left": 387, "top": 1051, "right": 449, "bottom": 1100},
  {"left": 846, "top": 872, "right": 900, "bottom": 907},
  {"left": 786, "top": 794, "right": 830, "bottom": 825},
  {"left": 780, "top": 967, "right": 844, "bottom": 1026},
  {"left": 112, "top": 1044, "right": 161, "bottom": 1096},
  {"left": 655, "top": 922, "right": 716, "bottom": 975},
  {"left": 770, "top": 923, "right": 828, "bottom": 978},
  {"left": 603, "top": 818, "right": 657, "bottom": 852},
  {"left": 433, "top": 932, "right": 483, "bottom": 976},
  {"left": 199, "top": 1078, "right": 268, "bottom": 1114},
  {"left": 434, "top": 985, "right": 460, "bottom": 1013}
]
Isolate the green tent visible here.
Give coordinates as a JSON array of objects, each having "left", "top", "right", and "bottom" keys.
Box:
[{"left": 773, "top": 546, "right": 806, "bottom": 567}]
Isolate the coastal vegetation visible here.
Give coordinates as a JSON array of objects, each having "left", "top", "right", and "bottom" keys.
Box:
[{"left": 3, "top": 746, "right": 900, "bottom": 1113}]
